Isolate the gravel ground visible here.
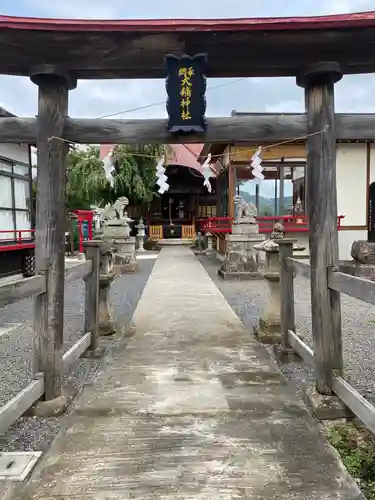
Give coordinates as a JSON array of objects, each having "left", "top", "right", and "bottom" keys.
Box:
[
  {"left": 199, "top": 253, "right": 375, "bottom": 405},
  {"left": 0, "top": 257, "right": 155, "bottom": 452}
]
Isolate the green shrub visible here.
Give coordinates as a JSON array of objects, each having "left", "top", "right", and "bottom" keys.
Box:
[{"left": 328, "top": 423, "right": 375, "bottom": 498}]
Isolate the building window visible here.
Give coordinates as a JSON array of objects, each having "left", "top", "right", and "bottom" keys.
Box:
[
  {"left": 0, "top": 157, "right": 31, "bottom": 241},
  {"left": 0, "top": 211, "right": 15, "bottom": 240},
  {"left": 14, "top": 178, "right": 30, "bottom": 209},
  {"left": 0, "top": 176, "right": 12, "bottom": 208},
  {"left": 292, "top": 166, "right": 306, "bottom": 215},
  {"left": 0, "top": 161, "right": 12, "bottom": 173},
  {"left": 216, "top": 170, "right": 228, "bottom": 217}
]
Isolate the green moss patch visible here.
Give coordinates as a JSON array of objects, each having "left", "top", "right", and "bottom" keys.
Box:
[{"left": 327, "top": 423, "right": 375, "bottom": 498}]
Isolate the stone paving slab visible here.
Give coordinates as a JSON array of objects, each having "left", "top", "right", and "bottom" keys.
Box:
[{"left": 19, "top": 247, "right": 363, "bottom": 499}]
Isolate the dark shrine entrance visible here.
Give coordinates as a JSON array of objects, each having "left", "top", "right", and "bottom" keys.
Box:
[{"left": 148, "top": 164, "right": 216, "bottom": 240}]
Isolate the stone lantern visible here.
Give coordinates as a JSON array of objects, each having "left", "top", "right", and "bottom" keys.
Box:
[
  {"left": 136, "top": 217, "right": 146, "bottom": 253},
  {"left": 98, "top": 243, "right": 117, "bottom": 336},
  {"left": 253, "top": 226, "right": 305, "bottom": 344}
]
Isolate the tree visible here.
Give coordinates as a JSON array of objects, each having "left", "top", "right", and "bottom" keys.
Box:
[
  {"left": 65, "top": 144, "right": 171, "bottom": 211},
  {"left": 65, "top": 146, "right": 105, "bottom": 211}
]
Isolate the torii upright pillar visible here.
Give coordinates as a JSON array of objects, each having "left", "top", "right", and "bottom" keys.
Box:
[
  {"left": 297, "top": 63, "right": 347, "bottom": 419},
  {"left": 31, "top": 67, "right": 77, "bottom": 405}
]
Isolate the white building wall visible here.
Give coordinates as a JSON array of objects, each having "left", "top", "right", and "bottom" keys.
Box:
[
  {"left": 0, "top": 143, "right": 29, "bottom": 164},
  {"left": 292, "top": 165, "right": 305, "bottom": 181},
  {"left": 338, "top": 230, "right": 367, "bottom": 260},
  {"left": 336, "top": 143, "right": 367, "bottom": 227},
  {"left": 369, "top": 143, "right": 375, "bottom": 183},
  {"left": 294, "top": 143, "right": 367, "bottom": 260},
  {"left": 335, "top": 143, "right": 368, "bottom": 260}
]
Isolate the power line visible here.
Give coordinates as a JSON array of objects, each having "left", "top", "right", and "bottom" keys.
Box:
[
  {"left": 98, "top": 77, "right": 248, "bottom": 119},
  {"left": 50, "top": 128, "right": 326, "bottom": 163}
]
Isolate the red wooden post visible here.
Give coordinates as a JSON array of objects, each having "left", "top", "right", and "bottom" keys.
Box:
[
  {"left": 78, "top": 219, "right": 83, "bottom": 253},
  {"left": 88, "top": 214, "right": 93, "bottom": 240},
  {"left": 75, "top": 209, "right": 94, "bottom": 250}
]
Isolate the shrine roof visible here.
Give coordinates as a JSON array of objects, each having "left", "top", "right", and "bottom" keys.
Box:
[
  {"left": 1, "top": 11, "right": 375, "bottom": 32},
  {"left": 169, "top": 144, "right": 216, "bottom": 177},
  {"left": 0, "top": 106, "right": 16, "bottom": 118},
  {"left": 1, "top": 12, "right": 375, "bottom": 79},
  {"left": 99, "top": 144, "right": 215, "bottom": 177}
]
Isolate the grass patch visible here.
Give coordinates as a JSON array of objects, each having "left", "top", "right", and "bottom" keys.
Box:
[{"left": 327, "top": 422, "right": 375, "bottom": 498}]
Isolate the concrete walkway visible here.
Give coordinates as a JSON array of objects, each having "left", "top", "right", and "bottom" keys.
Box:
[{"left": 21, "top": 247, "right": 362, "bottom": 499}]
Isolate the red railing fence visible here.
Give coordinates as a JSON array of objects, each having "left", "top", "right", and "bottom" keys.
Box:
[
  {"left": 199, "top": 215, "right": 345, "bottom": 234},
  {"left": 0, "top": 229, "right": 35, "bottom": 251}
]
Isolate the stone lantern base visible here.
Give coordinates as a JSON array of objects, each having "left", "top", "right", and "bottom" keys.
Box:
[
  {"left": 113, "top": 253, "right": 138, "bottom": 274},
  {"left": 254, "top": 316, "right": 283, "bottom": 345},
  {"left": 99, "top": 271, "right": 117, "bottom": 336},
  {"left": 218, "top": 222, "right": 265, "bottom": 281},
  {"left": 339, "top": 240, "right": 375, "bottom": 280},
  {"left": 253, "top": 241, "right": 282, "bottom": 344}
]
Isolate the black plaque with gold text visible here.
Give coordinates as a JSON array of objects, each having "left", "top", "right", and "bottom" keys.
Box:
[{"left": 165, "top": 53, "right": 207, "bottom": 133}]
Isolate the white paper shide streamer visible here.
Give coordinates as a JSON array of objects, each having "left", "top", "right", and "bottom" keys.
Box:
[
  {"left": 156, "top": 158, "right": 169, "bottom": 194},
  {"left": 251, "top": 147, "right": 264, "bottom": 181},
  {"left": 202, "top": 153, "right": 212, "bottom": 193},
  {"left": 100, "top": 145, "right": 116, "bottom": 187}
]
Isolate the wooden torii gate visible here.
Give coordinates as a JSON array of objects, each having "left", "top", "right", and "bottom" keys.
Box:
[{"left": 0, "top": 12, "right": 375, "bottom": 403}]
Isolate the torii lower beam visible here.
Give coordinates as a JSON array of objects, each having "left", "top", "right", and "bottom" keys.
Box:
[{"left": 0, "top": 114, "right": 374, "bottom": 144}]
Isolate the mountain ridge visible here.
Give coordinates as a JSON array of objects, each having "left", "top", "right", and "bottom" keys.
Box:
[{"left": 239, "top": 190, "right": 293, "bottom": 216}]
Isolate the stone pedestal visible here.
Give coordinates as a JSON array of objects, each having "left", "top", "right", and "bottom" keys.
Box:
[
  {"left": 254, "top": 241, "right": 282, "bottom": 344},
  {"left": 113, "top": 237, "right": 136, "bottom": 262},
  {"left": 113, "top": 244, "right": 137, "bottom": 274},
  {"left": 103, "top": 219, "right": 137, "bottom": 274},
  {"left": 218, "top": 221, "right": 265, "bottom": 281},
  {"left": 304, "top": 384, "right": 352, "bottom": 420}
]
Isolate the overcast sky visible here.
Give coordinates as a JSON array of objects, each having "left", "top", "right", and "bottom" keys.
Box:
[
  {"left": 1, "top": 0, "right": 375, "bottom": 119},
  {"left": 1, "top": 0, "right": 375, "bottom": 197}
]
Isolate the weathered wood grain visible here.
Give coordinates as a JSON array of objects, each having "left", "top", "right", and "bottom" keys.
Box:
[
  {"left": 286, "top": 257, "right": 311, "bottom": 280},
  {"left": 279, "top": 240, "right": 296, "bottom": 349},
  {"left": 331, "top": 376, "right": 375, "bottom": 435},
  {"left": 299, "top": 63, "right": 343, "bottom": 395},
  {"left": 0, "top": 117, "right": 36, "bottom": 143},
  {"left": 65, "top": 260, "right": 92, "bottom": 283},
  {"left": 32, "top": 73, "right": 70, "bottom": 401},
  {"left": 1, "top": 24, "right": 375, "bottom": 78},
  {"left": 66, "top": 115, "right": 310, "bottom": 145},
  {"left": 0, "top": 376, "right": 44, "bottom": 435},
  {"left": 83, "top": 242, "right": 100, "bottom": 351},
  {"left": 0, "top": 274, "right": 45, "bottom": 308},
  {"left": 60, "top": 114, "right": 375, "bottom": 144},
  {"left": 62, "top": 332, "right": 92, "bottom": 372},
  {"left": 288, "top": 330, "right": 315, "bottom": 367},
  {"left": 1, "top": 114, "right": 375, "bottom": 144},
  {"left": 328, "top": 270, "right": 375, "bottom": 306}
]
